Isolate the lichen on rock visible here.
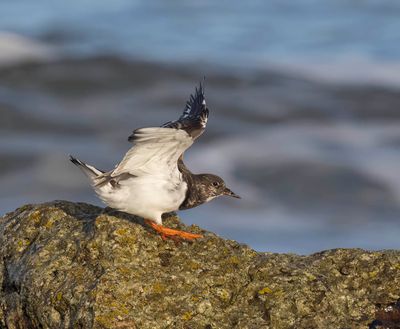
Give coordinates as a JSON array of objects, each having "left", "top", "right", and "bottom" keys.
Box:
[{"left": 0, "top": 201, "right": 399, "bottom": 328}]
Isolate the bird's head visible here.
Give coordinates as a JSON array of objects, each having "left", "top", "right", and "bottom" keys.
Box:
[{"left": 199, "top": 174, "right": 240, "bottom": 201}]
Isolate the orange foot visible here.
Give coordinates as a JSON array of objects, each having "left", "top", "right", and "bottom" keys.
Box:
[{"left": 144, "top": 219, "right": 203, "bottom": 241}]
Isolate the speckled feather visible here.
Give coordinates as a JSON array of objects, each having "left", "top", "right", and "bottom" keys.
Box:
[
  {"left": 178, "top": 157, "right": 220, "bottom": 210},
  {"left": 161, "top": 82, "right": 209, "bottom": 140}
]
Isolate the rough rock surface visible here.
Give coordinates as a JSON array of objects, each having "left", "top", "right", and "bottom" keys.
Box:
[{"left": 0, "top": 201, "right": 399, "bottom": 329}]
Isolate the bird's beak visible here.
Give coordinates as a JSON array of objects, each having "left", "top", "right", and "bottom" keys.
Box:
[{"left": 223, "top": 187, "right": 241, "bottom": 199}]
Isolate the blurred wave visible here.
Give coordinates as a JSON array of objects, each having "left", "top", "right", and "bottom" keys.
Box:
[
  {"left": 0, "top": 32, "right": 56, "bottom": 66},
  {"left": 2, "top": 1, "right": 400, "bottom": 82}
]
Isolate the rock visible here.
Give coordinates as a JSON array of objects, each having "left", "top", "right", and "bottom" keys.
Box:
[{"left": 0, "top": 201, "right": 399, "bottom": 329}]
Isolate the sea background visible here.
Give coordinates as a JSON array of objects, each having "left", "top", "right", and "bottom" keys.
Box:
[{"left": 1, "top": 0, "right": 400, "bottom": 254}]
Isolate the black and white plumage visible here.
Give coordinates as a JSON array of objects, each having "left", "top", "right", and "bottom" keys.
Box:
[
  {"left": 70, "top": 82, "right": 239, "bottom": 230},
  {"left": 160, "top": 83, "right": 209, "bottom": 140}
]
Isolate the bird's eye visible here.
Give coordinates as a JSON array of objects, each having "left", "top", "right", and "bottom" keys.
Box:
[{"left": 212, "top": 181, "right": 219, "bottom": 187}]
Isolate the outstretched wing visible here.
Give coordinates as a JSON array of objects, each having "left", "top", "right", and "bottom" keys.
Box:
[
  {"left": 111, "top": 127, "right": 193, "bottom": 177},
  {"left": 111, "top": 82, "right": 209, "bottom": 178},
  {"left": 161, "top": 82, "right": 209, "bottom": 140}
]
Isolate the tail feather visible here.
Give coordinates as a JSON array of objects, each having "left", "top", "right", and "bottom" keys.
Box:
[{"left": 69, "top": 155, "right": 104, "bottom": 179}]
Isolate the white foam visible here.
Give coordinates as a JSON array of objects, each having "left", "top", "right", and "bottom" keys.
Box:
[
  {"left": 0, "top": 32, "right": 56, "bottom": 67},
  {"left": 267, "top": 56, "right": 400, "bottom": 87}
]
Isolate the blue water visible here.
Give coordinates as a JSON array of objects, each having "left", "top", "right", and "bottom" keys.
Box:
[{"left": 1, "top": 0, "right": 400, "bottom": 66}]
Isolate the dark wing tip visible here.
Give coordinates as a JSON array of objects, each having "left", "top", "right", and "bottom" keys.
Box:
[
  {"left": 128, "top": 127, "right": 146, "bottom": 142},
  {"left": 69, "top": 155, "right": 81, "bottom": 166},
  {"left": 127, "top": 133, "right": 135, "bottom": 142},
  {"left": 183, "top": 80, "right": 207, "bottom": 119},
  {"left": 160, "top": 80, "right": 209, "bottom": 139}
]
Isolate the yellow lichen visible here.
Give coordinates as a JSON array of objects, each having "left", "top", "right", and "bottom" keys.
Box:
[
  {"left": 181, "top": 311, "right": 193, "bottom": 321},
  {"left": 189, "top": 261, "right": 201, "bottom": 270},
  {"left": 109, "top": 301, "right": 129, "bottom": 315},
  {"left": 118, "top": 267, "right": 131, "bottom": 276},
  {"left": 392, "top": 263, "right": 400, "bottom": 270},
  {"left": 95, "top": 297, "right": 131, "bottom": 328},
  {"left": 228, "top": 256, "right": 240, "bottom": 265},
  {"left": 17, "top": 239, "right": 30, "bottom": 252},
  {"left": 258, "top": 287, "right": 273, "bottom": 295},
  {"left": 114, "top": 228, "right": 136, "bottom": 246},
  {"left": 304, "top": 272, "right": 317, "bottom": 281},
  {"left": 88, "top": 241, "right": 100, "bottom": 251},
  {"left": 29, "top": 211, "right": 42, "bottom": 225},
  {"left": 96, "top": 313, "right": 122, "bottom": 328},
  {"left": 44, "top": 219, "right": 54, "bottom": 229},
  {"left": 216, "top": 289, "right": 230, "bottom": 302},
  {"left": 56, "top": 292, "right": 63, "bottom": 301},
  {"left": 114, "top": 228, "right": 129, "bottom": 236},
  {"left": 151, "top": 282, "right": 166, "bottom": 294}
]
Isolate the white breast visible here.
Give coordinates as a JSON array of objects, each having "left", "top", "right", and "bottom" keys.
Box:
[{"left": 95, "top": 173, "right": 187, "bottom": 225}]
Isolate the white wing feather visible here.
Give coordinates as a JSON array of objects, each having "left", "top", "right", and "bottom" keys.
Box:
[{"left": 111, "top": 127, "right": 193, "bottom": 177}]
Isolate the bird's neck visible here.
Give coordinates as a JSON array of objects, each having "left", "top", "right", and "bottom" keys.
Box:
[{"left": 177, "top": 159, "right": 209, "bottom": 210}]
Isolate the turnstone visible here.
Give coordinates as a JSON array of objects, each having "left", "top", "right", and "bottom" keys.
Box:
[{"left": 70, "top": 83, "right": 240, "bottom": 240}]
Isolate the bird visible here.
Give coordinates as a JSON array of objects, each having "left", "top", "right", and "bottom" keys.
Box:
[{"left": 70, "top": 82, "right": 240, "bottom": 241}]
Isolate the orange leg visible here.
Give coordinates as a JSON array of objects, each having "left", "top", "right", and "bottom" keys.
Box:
[{"left": 144, "top": 219, "right": 203, "bottom": 241}]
